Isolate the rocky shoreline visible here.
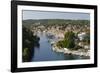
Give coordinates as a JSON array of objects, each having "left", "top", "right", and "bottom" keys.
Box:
[{"left": 52, "top": 45, "right": 90, "bottom": 57}]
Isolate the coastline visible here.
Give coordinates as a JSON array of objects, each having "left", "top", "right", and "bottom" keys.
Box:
[{"left": 52, "top": 45, "right": 90, "bottom": 57}]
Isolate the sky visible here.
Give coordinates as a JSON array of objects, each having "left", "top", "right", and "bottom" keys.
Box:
[{"left": 22, "top": 10, "right": 90, "bottom": 20}]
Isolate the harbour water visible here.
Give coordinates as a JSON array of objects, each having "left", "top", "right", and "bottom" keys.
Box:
[{"left": 31, "top": 32, "right": 89, "bottom": 62}]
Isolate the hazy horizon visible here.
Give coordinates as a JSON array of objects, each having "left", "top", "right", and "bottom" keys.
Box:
[{"left": 22, "top": 10, "right": 90, "bottom": 20}]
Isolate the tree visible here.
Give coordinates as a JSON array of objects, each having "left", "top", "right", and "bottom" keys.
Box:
[
  {"left": 64, "top": 31, "right": 75, "bottom": 49},
  {"left": 56, "top": 31, "right": 75, "bottom": 49},
  {"left": 22, "top": 26, "right": 40, "bottom": 62}
]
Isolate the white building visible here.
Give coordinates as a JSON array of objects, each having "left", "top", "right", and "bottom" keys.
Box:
[{"left": 78, "top": 32, "right": 86, "bottom": 41}]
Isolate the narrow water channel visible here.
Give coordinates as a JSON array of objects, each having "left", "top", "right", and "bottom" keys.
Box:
[{"left": 31, "top": 32, "right": 88, "bottom": 62}]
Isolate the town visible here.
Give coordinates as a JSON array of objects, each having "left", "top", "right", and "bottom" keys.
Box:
[{"left": 23, "top": 19, "right": 90, "bottom": 59}]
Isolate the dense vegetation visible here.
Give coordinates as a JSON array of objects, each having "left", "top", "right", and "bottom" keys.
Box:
[
  {"left": 56, "top": 31, "right": 76, "bottom": 50},
  {"left": 22, "top": 26, "right": 40, "bottom": 62},
  {"left": 56, "top": 30, "right": 90, "bottom": 50}
]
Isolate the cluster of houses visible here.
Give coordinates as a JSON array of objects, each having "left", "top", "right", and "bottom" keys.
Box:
[
  {"left": 30, "top": 22, "right": 90, "bottom": 50},
  {"left": 78, "top": 32, "right": 90, "bottom": 49}
]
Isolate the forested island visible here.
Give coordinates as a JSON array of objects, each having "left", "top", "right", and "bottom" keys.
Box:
[{"left": 22, "top": 19, "right": 90, "bottom": 62}]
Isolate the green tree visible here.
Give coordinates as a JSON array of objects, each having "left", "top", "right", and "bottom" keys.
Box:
[
  {"left": 64, "top": 31, "right": 75, "bottom": 49},
  {"left": 57, "top": 31, "right": 75, "bottom": 49}
]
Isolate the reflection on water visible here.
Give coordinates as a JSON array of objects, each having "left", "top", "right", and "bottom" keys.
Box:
[{"left": 31, "top": 32, "right": 88, "bottom": 62}]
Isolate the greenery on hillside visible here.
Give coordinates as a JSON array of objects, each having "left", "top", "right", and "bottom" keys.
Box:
[
  {"left": 56, "top": 30, "right": 90, "bottom": 50},
  {"left": 22, "top": 26, "right": 40, "bottom": 62},
  {"left": 23, "top": 19, "right": 90, "bottom": 28},
  {"left": 56, "top": 31, "right": 76, "bottom": 50}
]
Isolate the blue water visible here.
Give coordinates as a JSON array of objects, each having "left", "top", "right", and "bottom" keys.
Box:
[{"left": 31, "top": 32, "right": 89, "bottom": 62}]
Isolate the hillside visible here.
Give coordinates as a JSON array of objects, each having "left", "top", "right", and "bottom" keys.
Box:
[{"left": 22, "top": 19, "right": 90, "bottom": 28}]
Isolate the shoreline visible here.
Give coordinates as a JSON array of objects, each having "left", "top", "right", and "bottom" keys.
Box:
[{"left": 52, "top": 45, "right": 90, "bottom": 57}]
